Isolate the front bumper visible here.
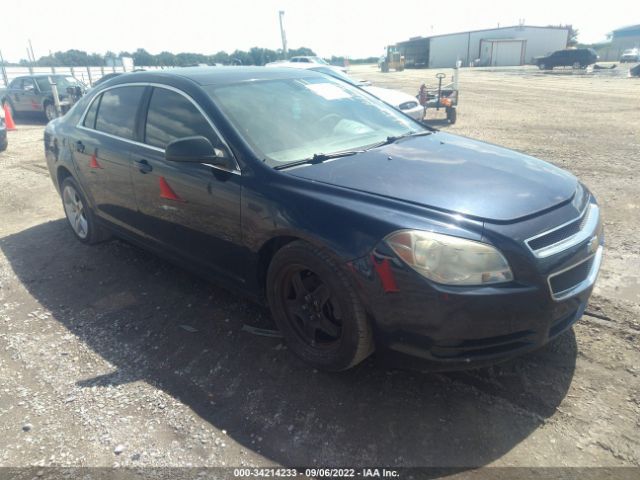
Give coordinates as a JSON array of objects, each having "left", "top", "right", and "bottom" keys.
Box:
[{"left": 347, "top": 207, "right": 603, "bottom": 370}]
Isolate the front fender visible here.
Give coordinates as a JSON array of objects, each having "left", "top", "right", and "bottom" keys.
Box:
[{"left": 241, "top": 172, "right": 485, "bottom": 262}]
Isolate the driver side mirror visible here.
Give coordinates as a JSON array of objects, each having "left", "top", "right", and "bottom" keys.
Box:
[{"left": 165, "top": 136, "right": 235, "bottom": 171}]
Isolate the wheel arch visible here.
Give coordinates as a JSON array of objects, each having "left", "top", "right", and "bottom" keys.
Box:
[
  {"left": 56, "top": 165, "right": 74, "bottom": 191},
  {"left": 255, "top": 232, "right": 354, "bottom": 296}
]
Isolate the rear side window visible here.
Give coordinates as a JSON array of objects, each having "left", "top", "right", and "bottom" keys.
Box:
[
  {"left": 95, "top": 86, "right": 145, "bottom": 140},
  {"left": 83, "top": 95, "right": 101, "bottom": 129},
  {"left": 144, "top": 88, "right": 216, "bottom": 149}
]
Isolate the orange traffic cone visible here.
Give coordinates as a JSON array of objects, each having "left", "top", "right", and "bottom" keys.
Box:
[{"left": 3, "top": 103, "right": 16, "bottom": 131}]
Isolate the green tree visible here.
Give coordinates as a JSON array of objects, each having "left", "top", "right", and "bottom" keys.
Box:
[
  {"left": 132, "top": 48, "right": 156, "bottom": 66},
  {"left": 156, "top": 51, "right": 177, "bottom": 66}
]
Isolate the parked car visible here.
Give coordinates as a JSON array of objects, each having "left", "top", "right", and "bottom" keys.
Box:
[
  {"left": 44, "top": 67, "right": 603, "bottom": 371},
  {"left": 534, "top": 48, "right": 598, "bottom": 70},
  {"left": 268, "top": 62, "right": 424, "bottom": 121},
  {"left": 0, "top": 108, "right": 7, "bottom": 152},
  {"left": 288, "top": 56, "right": 348, "bottom": 73},
  {"left": 620, "top": 48, "right": 640, "bottom": 63},
  {"left": 0, "top": 74, "right": 86, "bottom": 121}
]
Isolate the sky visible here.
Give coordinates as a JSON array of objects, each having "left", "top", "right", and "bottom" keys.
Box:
[{"left": 1, "top": 0, "right": 634, "bottom": 62}]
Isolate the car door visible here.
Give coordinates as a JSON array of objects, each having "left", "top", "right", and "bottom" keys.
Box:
[
  {"left": 128, "top": 86, "right": 243, "bottom": 282},
  {"left": 14, "top": 78, "right": 39, "bottom": 112},
  {"left": 74, "top": 85, "right": 146, "bottom": 230}
]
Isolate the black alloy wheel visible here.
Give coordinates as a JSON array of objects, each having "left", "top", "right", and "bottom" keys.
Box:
[{"left": 267, "top": 241, "right": 373, "bottom": 371}]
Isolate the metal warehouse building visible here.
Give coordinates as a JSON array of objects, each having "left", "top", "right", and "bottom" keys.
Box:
[
  {"left": 596, "top": 24, "right": 640, "bottom": 61},
  {"left": 397, "top": 25, "right": 570, "bottom": 68}
]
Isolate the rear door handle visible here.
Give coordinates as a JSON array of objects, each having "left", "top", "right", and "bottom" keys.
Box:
[{"left": 134, "top": 159, "right": 153, "bottom": 174}]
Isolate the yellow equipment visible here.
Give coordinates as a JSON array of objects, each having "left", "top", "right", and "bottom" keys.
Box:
[{"left": 379, "top": 46, "right": 405, "bottom": 72}]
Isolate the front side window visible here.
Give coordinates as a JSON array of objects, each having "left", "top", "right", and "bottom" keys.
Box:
[
  {"left": 144, "top": 88, "right": 218, "bottom": 149},
  {"left": 206, "top": 75, "right": 418, "bottom": 166},
  {"left": 95, "top": 86, "right": 145, "bottom": 140}
]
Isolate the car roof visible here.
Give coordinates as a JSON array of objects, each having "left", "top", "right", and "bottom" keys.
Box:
[{"left": 106, "top": 66, "right": 323, "bottom": 86}]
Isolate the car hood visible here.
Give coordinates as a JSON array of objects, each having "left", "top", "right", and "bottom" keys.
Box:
[
  {"left": 287, "top": 132, "right": 578, "bottom": 222},
  {"left": 363, "top": 86, "right": 418, "bottom": 107}
]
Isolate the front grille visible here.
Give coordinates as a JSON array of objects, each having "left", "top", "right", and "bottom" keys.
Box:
[
  {"left": 526, "top": 204, "right": 599, "bottom": 258},
  {"left": 527, "top": 206, "right": 590, "bottom": 251},
  {"left": 549, "top": 256, "right": 594, "bottom": 295},
  {"left": 529, "top": 216, "right": 582, "bottom": 250},
  {"left": 399, "top": 101, "right": 419, "bottom": 110}
]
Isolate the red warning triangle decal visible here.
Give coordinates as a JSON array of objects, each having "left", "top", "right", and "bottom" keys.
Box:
[
  {"left": 159, "top": 176, "right": 185, "bottom": 202},
  {"left": 89, "top": 153, "right": 103, "bottom": 169}
]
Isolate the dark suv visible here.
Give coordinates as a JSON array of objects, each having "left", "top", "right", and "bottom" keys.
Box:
[{"left": 534, "top": 49, "right": 598, "bottom": 70}]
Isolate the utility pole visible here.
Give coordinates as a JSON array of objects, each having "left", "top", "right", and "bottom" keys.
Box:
[
  {"left": 28, "top": 39, "right": 36, "bottom": 64},
  {"left": 279, "top": 10, "right": 288, "bottom": 59},
  {"left": 26, "top": 48, "right": 34, "bottom": 75}
]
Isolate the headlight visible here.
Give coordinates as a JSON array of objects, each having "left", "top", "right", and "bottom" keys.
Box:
[{"left": 385, "top": 230, "right": 513, "bottom": 285}]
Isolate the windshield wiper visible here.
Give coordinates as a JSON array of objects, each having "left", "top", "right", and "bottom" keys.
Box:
[
  {"left": 274, "top": 150, "right": 363, "bottom": 170},
  {"left": 366, "top": 129, "right": 434, "bottom": 150}
]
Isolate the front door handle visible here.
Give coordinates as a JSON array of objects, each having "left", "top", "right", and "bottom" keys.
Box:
[
  {"left": 76, "top": 141, "right": 85, "bottom": 153},
  {"left": 134, "top": 159, "right": 153, "bottom": 174}
]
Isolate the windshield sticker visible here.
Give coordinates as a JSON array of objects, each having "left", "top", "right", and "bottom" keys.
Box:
[{"left": 305, "top": 83, "right": 350, "bottom": 100}]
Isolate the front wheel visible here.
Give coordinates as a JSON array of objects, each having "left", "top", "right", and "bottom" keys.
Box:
[
  {"left": 60, "top": 177, "right": 111, "bottom": 244},
  {"left": 267, "top": 241, "right": 374, "bottom": 371}
]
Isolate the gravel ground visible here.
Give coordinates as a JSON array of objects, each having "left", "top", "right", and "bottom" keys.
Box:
[{"left": 0, "top": 64, "right": 639, "bottom": 470}]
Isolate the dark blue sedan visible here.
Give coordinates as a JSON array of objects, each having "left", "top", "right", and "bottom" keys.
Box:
[{"left": 44, "top": 67, "right": 603, "bottom": 371}]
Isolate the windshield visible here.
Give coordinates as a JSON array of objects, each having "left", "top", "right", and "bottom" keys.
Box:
[
  {"left": 206, "top": 75, "right": 420, "bottom": 166},
  {"left": 35, "top": 76, "right": 82, "bottom": 92}
]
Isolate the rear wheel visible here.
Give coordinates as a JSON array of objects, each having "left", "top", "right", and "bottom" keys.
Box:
[
  {"left": 44, "top": 103, "right": 58, "bottom": 122},
  {"left": 446, "top": 106, "right": 457, "bottom": 124},
  {"left": 267, "top": 241, "right": 373, "bottom": 371},
  {"left": 60, "top": 177, "right": 111, "bottom": 244}
]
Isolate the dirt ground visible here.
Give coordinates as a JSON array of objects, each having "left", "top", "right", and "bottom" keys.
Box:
[{"left": 0, "top": 64, "right": 639, "bottom": 471}]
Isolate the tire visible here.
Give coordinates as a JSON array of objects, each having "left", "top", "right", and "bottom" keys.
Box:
[
  {"left": 446, "top": 107, "right": 457, "bottom": 124},
  {"left": 266, "top": 241, "right": 374, "bottom": 371},
  {"left": 381, "top": 62, "right": 389, "bottom": 73},
  {"left": 0, "top": 138, "right": 7, "bottom": 152},
  {"left": 44, "top": 102, "right": 58, "bottom": 122},
  {"left": 60, "top": 176, "right": 111, "bottom": 244}
]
